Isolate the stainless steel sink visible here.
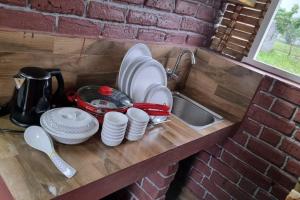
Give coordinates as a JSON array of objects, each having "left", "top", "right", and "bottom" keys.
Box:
[{"left": 171, "top": 92, "right": 223, "bottom": 130}]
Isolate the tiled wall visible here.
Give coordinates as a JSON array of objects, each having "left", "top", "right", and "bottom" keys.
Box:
[
  {"left": 186, "top": 77, "right": 300, "bottom": 200},
  {"left": 0, "top": 0, "right": 222, "bottom": 46}
]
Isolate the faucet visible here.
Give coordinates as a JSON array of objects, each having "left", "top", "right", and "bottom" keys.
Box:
[{"left": 166, "top": 49, "right": 196, "bottom": 80}]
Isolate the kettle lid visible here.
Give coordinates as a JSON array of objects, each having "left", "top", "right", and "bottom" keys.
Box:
[{"left": 20, "top": 67, "right": 51, "bottom": 80}]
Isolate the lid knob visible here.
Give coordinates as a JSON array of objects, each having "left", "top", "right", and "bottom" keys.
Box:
[{"left": 98, "top": 86, "right": 113, "bottom": 96}]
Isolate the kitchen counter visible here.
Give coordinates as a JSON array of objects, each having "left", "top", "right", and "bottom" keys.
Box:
[{"left": 0, "top": 114, "right": 238, "bottom": 200}]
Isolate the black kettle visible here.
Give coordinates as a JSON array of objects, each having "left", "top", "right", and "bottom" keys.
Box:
[{"left": 10, "top": 67, "right": 65, "bottom": 127}]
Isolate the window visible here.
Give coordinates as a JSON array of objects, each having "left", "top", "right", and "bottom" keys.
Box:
[{"left": 243, "top": 0, "right": 300, "bottom": 83}]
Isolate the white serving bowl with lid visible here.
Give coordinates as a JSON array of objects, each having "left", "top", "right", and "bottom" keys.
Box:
[{"left": 40, "top": 107, "right": 99, "bottom": 144}]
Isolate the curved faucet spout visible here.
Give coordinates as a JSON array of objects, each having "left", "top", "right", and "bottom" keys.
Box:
[{"left": 167, "top": 49, "right": 196, "bottom": 80}]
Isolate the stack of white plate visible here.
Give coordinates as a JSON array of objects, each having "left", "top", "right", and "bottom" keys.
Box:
[
  {"left": 118, "top": 43, "right": 173, "bottom": 122},
  {"left": 40, "top": 107, "right": 99, "bottom": 145},
  {"left": 126, "top": 108, "right": 149, "bottom": 141},
  {"left": 101, "top": 112, "right": 128, "bottom": 146}
]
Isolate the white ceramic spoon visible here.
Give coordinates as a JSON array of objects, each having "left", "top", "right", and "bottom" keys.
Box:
[{"left": 24, "top": 126, "right": 76, "bottom": 178}]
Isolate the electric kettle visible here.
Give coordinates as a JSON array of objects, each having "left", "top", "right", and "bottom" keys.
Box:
[{"left": 10, "top": 67, "right": 65, "bottom": 127}]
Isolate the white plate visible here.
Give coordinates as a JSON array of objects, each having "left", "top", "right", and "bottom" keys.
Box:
[
  {"left": 129, "top": 59, "right": 167, "bottom": 102},
  {"left": 144, "top": 84, "right": 173, "bottom": 123},
  {"left": 118, "top": 43, "right": 152, "bottom": 91},
  {"left": 122, "top": 56, "right": 151, "bottom": 94}
]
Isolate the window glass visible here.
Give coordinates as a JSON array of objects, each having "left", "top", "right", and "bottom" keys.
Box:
[{"left": 255, "top": 0, "right": 300, "bottom": 75}]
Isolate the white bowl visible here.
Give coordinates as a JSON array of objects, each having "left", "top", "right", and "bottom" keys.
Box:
[
  {"left": 102, "top": 126, "right": 126, "bottom": 134},
  {"left": 101, "top": 136, "right": 123, "bottom": 146},
  {"left": 126, "top": 108, "right": 149, "bottom": 123},
  {"left": 104, "top": 112, "right": 128, "bottom": 127},
  {"left": 101, "top": 130, "right": 125, "bottom": 138},
  {"left": 126, "top": 134, "right": 143, "bottom": 141},
  {"left": 103, "top": 122, "right": 127, "bottom": 131},
  {"left": 42, "top": 126, "right": 94, "bottom": 145}
]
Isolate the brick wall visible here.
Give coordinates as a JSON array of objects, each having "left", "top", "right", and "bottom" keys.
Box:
[
  {"left": 127, "top": 163, "right": 178, "bottom": 200},
  {"left": 0, "top": 0, "right": 222, "bottom": 46},
  {"left": 186, "top": 76, "right": 300, "bottom": 200}
]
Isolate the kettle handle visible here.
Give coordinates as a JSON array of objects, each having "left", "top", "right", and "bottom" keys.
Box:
[{"left": 46, "top": 68, "right": 65, "bottom": 99}]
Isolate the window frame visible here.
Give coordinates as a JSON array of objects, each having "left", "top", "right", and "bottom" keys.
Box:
[{"left": 242, "top": 0, "right": 300, "bottom": 83}]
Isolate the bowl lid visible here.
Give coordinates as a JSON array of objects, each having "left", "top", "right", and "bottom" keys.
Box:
[{"left": 40, "top": 107, "right": 99, "bottom": 136}]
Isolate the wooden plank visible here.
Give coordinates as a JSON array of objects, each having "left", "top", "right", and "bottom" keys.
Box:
[
  {"left": 184, "top": 48, "right": 263, "bottom": 120},
  {"left": 0, "top": 31, "right": 54, "bottom": 53},
  {"left": 0, "top": 113, "right": 238, "bottom": 200}
]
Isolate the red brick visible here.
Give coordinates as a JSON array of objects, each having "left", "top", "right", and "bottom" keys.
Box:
[
  {"left": 147, "top": 172, "right": 174, "bottom": 189},
  {"left": 247, "top": 137, "right": 286, "bottom": 167},
  {"left": 58, "top": 17, "right": 100, "bottom": 37},
  {"left": 157, "top": 13, "right": 181, "bottom": 30},
  {"left": 260, "top": 76, "right": 274, "bottom": 91},
  {"left": 137, "top": 29, "right": 166, "bottom": 42},
  {"left": 213, "top": 0, "right": 222, "bottom": 9},
  {"left": 31, "top": 0, "right": 84, "bottom": 16},
  {"left": 181, "top": 17, "right": 207, "bottom": 34},
  {"left": 271, "top": 99, "right": 296, "bottom": 118},
  {"left": 210, "top": 171, "right": 254, "bottom": 200},
  {"left": 158, "top": 163, "right": 178, "bottom": 177},
  {"left": 294, "top": 110, "right": 300, "bottom": 123},
  {"left": 206, "top": 145, "right": 221, "bottom": 158},
  {"left": 196, "top": 151, "right": 211, "bottom": 163},
  {"left": 189, "top": 167, "right": 204, "bottom": 183},
  {"left": 271, "top": 184, "right": 289, "bottom": 200},
  {"left": 102, "top": 24, "right": 137, "bottom": 39},
  {"left": 204, "top": 193, "right": 216, "bottom": 200},
  {"left": 295, "top": 130, "right": 300, "bottom": 142},
  {"left": 186, "top": 178, "right": 205, "bottom": 199},
  {"left": 210, "top": 157, "right": 240, "bottom": 183},
  {"left": 247, "top": 105, "right": 295, "bottom": 135},
  {"left": 0, "top": 8, "right": 55, "bottom": 32},
  {"left": 255, "top": 189, "right": 276, "bottom": 200},
  {"left": 239, "top": 178, "right": 257, "bottom": 195},
  {"left": 175, "top": 0, "right": 198, "bottom": 16},
  {"left": 186, "top": 34, "right": 207, "bottom": 46},
  {"left": 259, "top": 127, "right": 281, "bottom": 146},
  {"left": 252, "top": 91, "right": 274, "bottom": 109},
  {"left": 231, "top": 131, "right": 248, "bottom": 145},
  {"left": 221, "top": 151, "right": 272, "bottom": 189},
  {"left": 267, "top": 166, "right": 296, "bottom": 190},
  {"left": 128, "top": 182, "right": 152, "bottom": 200},
  {"left": 87, "top": 1, "right": 126, "bottom": 22},
  {"left": 127, "top": 10, "right": 157, "bottom": 26},
  {"left": 142, "top": 178, "right": 167, "bottom": 199},
  {"left": 145, "top": 0, "right": 175, "bottom": 11},
  {"left": 240, "top": 118, "right": 262, "bottom": 136},
  {"left": 115, "top": 0, "right": 144, "bottom": 4},
  {"left": 271, "top": 81, "right": 300, "bottom": 105},
  {"left": 285, "top": 158, "right": 300, "bottom": 177},
  {"left": 193, "top": 160, "right": 211, "bottom": 176},
  {"left": 195, "top": 4, "right": 215, "bottom": 22},
  {"left": 0, "top": 0, "right": 25, "bottom": 6},
  {"left": 202, "top": 178, "right": 231, "bottom": 200},
  {"left": 165, "top": 33, "right": 187, "bottom": 44},
  {"left": 223, "top": 139, "right": 269, "bottom": 173},
  {"left": 280, "top": 138, "right": 300, "bottom": 160}
]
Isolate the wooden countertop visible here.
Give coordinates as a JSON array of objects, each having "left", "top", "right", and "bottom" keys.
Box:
[{"left": 0, "top": 114, "right": 238, "bottom": 200}]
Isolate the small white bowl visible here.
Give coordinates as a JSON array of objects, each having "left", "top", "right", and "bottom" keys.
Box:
[
  {"left": 104, "top": 112, "right": 128, "bottom": 127},
  {"left": 126, "top": 108, "right": 149, "bottom": 123},
  {"left": 102, "top": 134, "right": 124, "bottom": 141},
  {"left": 103, "top": 123, "right": 127, "bottom": 131},
  {"left": 101, "top": 136, "right": 123, "bottom": 146},
  {"left": 126, "top": 134, "right": 143, "bottom": 141}
]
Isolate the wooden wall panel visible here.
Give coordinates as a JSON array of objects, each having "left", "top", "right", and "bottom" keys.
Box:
[
  {"left": 0, "top": 30, "right": 196, "bottom": 104},
  {"left": 182, "top": 48, "right": 263, "bottom": 121}
]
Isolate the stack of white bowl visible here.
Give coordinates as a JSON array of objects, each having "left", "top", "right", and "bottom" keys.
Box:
[
  {"left": 101, "top": 112, "right": 128, "bottom": 146},
  {"left": 126, "top": 108, "right": 149, "bottom": 141}
]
